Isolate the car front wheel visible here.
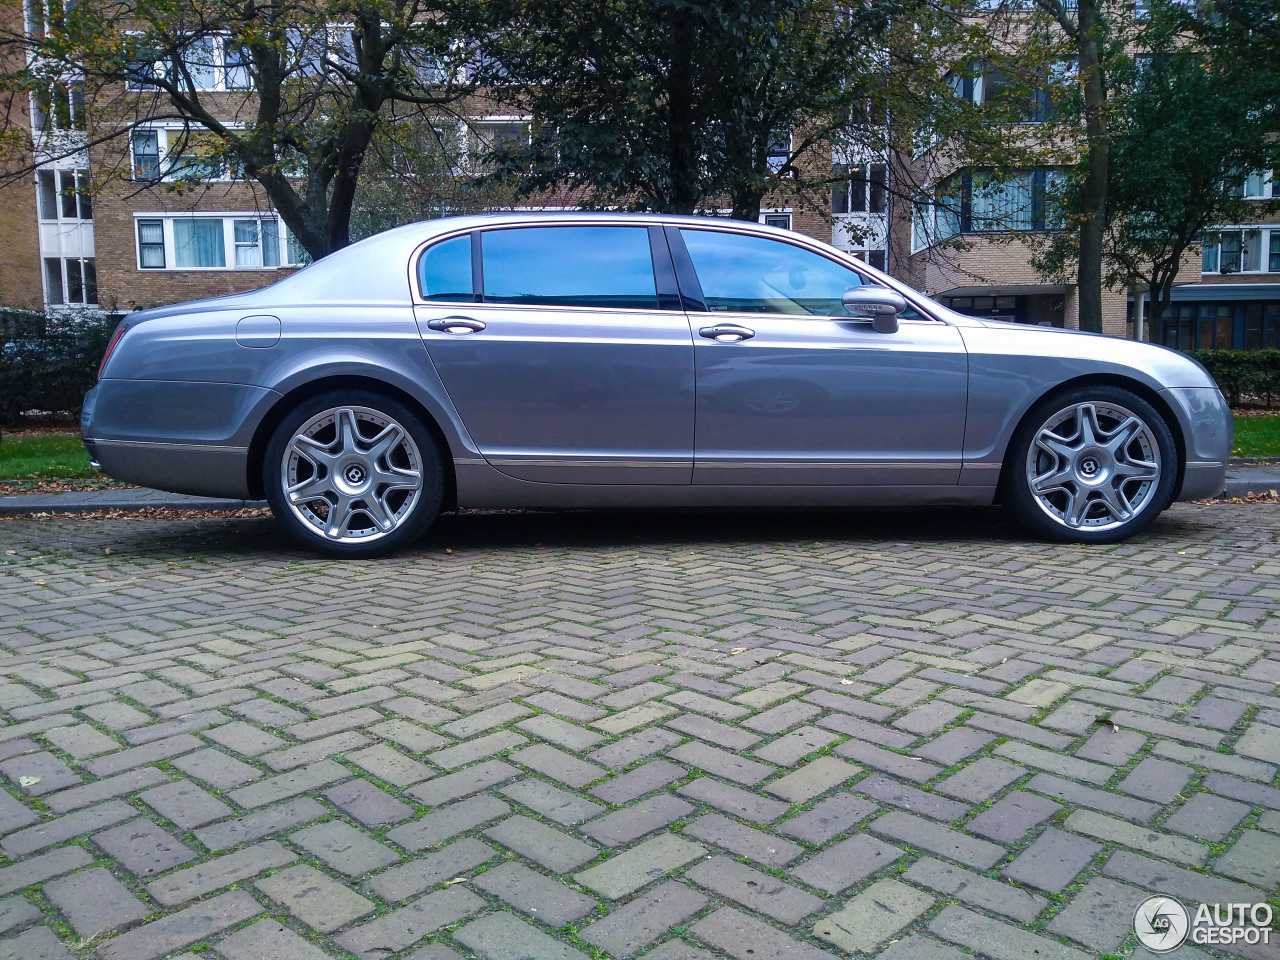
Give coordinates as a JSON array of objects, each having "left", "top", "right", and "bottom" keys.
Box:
[
  {"left": 264, "top": 391, "right": 444, "bottom": 557},
  {"left": 1007, "top": 386, "right": 1178, "bottom": 543}
]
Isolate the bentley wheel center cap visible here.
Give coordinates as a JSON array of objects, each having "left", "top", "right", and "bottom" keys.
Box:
[
  {"left": 345, "top": 464, "right": 366, "bottom": 485},
  {"left": 1080, "top": 458, "right": 1100, "bottom": 477}
]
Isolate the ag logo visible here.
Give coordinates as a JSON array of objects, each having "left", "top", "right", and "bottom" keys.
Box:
[{"left": 1135, "top": 896, "right": 1190, "bottom": 952}]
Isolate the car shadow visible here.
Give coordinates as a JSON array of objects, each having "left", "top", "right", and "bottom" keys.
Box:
[{"left": 45, "top": 501, "right": 1223, "bottom": 561}]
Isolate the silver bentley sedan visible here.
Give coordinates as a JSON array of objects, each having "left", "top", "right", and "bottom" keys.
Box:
[{"left": 82, "top": 212, "right": 1231, "bottom": 557}]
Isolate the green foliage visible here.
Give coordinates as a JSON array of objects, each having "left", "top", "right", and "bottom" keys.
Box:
[
  {"left": 1184, "top": 350, "right": 1280, "bottom": 408},
  {"left": 1031, "top": 8, "right": 1280, "bottom": 321},
  {"left": 0, "top": 311, "right": 120, "bottom": 423},
  {"left": 472, "top": 0, "right": 960, "bottom": 222}
]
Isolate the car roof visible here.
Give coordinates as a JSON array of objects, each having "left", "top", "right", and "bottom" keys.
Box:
[{"left": 265, "top": 211, "right": 803, "bottom": 306}]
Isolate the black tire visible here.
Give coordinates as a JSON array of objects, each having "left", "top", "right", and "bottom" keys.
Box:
[
  {"left": 1005, "top": 385, "right": 1178, "bottom": 544},
  {"left": 263, "top": 390, "right": 445, "bottom": 558}
]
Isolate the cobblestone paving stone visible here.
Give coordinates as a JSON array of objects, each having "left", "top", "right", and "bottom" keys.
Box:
[{"left": 0, "top": 504, "right": 1277, "bottom": 959}]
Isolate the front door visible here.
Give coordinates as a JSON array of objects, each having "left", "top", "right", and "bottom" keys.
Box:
[
  {"left": 414, "top": 224, "right": 694, "bottom": 484},
  {"left": 673, "top": 227, "right": 968, "bottom": 485}
]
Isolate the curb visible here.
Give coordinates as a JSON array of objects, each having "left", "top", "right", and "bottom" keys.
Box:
[{"left": 0, "top": 497, "right": 267, "bottom": 516}]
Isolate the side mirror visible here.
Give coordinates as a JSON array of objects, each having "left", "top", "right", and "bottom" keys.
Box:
[{"left": 842, "top": 286, "right": 906, "bottom": 334}]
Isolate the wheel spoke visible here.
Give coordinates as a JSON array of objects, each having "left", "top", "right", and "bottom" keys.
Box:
[
  {"left": 286, "top": 473, "right": 333, "bottom": 504},
  {"left": 1113, "top": 457, "right": 1159, "bottom": 483},
  {"left": 366, "top": 423, "right": 405, "bottom": 463},
  {"left": 1031, "top": 464, "right": 1074, "bottom": 496},
  {"left": 1098, "top": 481, "right": 1134, "bottom": 522},
  {"left": 373, "top": 462, "right": 422, "bottom": 492},
  {"left": 290, "top": 434, "right": 338, "bottom": 469},
  {"left": 324, "top": 494, "right": 354, "bottom": 539},
  {"left": 1035, "top": 429, "right": 1080, "bottom": 462},
  {"left": 1101, "top": 416, "right": 1143, "bottom": 456},
  {"left": 1063, "top": 488, "right": 1092, "bottom": 527},
  {"left": 361, "top": 493, "right": 396, "bottom": 532},
  {"left": 334, "top": 408, "right": 363, "bottom": 456},
  {"left": 1076, "top": 403, "right": 1102, "bottom": 447}
]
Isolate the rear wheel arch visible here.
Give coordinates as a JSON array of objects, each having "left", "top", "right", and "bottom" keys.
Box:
[{"left": 247, "top": 376, "right": 458, "bottom": 511}]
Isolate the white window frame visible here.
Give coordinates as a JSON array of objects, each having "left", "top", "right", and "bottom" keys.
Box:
[
  {"left": 462, "top": 115, "right": 531, "bottom": 174},
  {"left": 130, "top": 123, "right": 243, "bottom": 182},
  {"left": 36, "top": 166, "right": 92, "bottom": 222},
  {"left": 1200, "top": 226, "right": 1280, "bottom": 275},
  {"left": 133, "top": 212, "right": 305, "bottom": 271},
  {"left": 126, "top": 33, "right": 253, "bottom": 93},
  {"left": 43, "top": 255, "right": 97, "bottom": 308},
  {"left": 1243, "top": 170, "right": 1274, "bottom": 200}
]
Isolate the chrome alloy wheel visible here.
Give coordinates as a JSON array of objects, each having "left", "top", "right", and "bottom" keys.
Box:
[
  {"left": 281, "top": 406, "right": 424, "bottom": 543},
  {"left": 1025, "top": 401, "right": 1162, "bottom": 532}
]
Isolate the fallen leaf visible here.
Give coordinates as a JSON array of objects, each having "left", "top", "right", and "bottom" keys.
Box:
[
  {"left": 730, "top": 647, "right": 746, "bottom": 655},
  {"left": 4, "top": 550, "right": 15, "bottom": 556},
  {"left": 839, "top": 678, "right": 854, "bottom": 685},
  {"left": 104, "top": 547, "right": 115, "bottom": 555},
  {"left": 445, "top": 877, "right": 467, "bottom": 885},
  {"left": 18, "top": 776, "right": 40, "bottom": 787}
]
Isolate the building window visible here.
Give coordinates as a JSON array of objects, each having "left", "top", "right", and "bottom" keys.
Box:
[
  {"left": 767, "top": 131, "right": 791, "bottom": 174},
  {"left": 831, "top": 162, "right": 886, "bottom": 215},
  {"left": 131, "top": 126, "right": 237, "bottom": 182},
  {"left": 32, "top": 81, "right": 84, "bottom": 132},
  {"left": 233, "top": 219, "right": 281, "bottom": 267},
  {"left": 948, "top": 64, "right": 1061, "bottom": 122},
  {"left": 36, "top": 170, "right": 56, "bottom": 219},
  {"left": 1202, "top": 228, "right": 1273, "bottom": 274},
  {"left": 127, "top": 34, "right": 253, "bottom": 92},
  {"left": 174, "top": 218, "right": 226, "bottom": 268},
  {"left": 36, "top": 168, "right": 90, "bottom": 220},
  {"left": 132, "top": 131, "right": 161, "bottom": 180},
  {"left": 1244, "top": 303, "right": 1280, "bottom": 350},
  {"left": 137, "top": 219, "right": 165, "bottom": 268},
  {"left": 763, "top": 214, "right": 791, "bottom": 230},
  {"left": 848, "top": 248, "right": 888, "bottom": 271},
  {"left": 913, "top": 169, "right": 1064, "bottom": 248},
  {"left": 466, "top": 118, "right": 529, "bottom": 172},
  {"left": 44, "top": 256, "right": 97, "bottom": 306},
  {"left": 135, "top": 215, "right": 305, "bottom": 270}
]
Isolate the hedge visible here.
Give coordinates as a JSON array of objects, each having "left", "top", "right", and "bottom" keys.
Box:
[
  {"left": 0, "top": 310, "right": 122, "bottom": 424},
  {"left": 1184, "top": 350, "right": 1280, "bottom": 408}
]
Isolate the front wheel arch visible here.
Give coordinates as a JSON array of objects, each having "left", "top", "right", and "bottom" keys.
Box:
[
  {"left": 996, "top": 374, "right": 1185, "bottom": 508},
  {"left": 247, "top": 375, "right": 457, "bottom": 512}
]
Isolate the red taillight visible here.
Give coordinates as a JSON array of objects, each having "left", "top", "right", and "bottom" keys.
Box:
[{"left": 97, "top": 324, "right": 128, "bottom": 380}]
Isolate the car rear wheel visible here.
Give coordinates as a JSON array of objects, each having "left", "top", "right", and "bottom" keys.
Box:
[
  {"left": 264, "top": 391, "right": 444, "bottom": 557},
  {"left": 1007, "top": 386, "right": 1178, "bottom": 543}
]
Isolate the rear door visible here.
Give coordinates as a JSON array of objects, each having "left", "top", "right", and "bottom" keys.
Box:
[{"left": 413, "top": 224, "right": 694, "bottom": 484}]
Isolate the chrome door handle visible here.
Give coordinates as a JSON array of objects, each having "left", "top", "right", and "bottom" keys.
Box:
[
  {"left": 427, "top": 317, "right": 487, "bottom": 334},
  {"left": 699, "top": 323, "right": 755, "bottom": 342}
]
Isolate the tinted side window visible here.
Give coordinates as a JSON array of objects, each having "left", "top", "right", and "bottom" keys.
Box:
[
  {"left": 482, "top": 226, "right": 658, "bottom": 309},
  {"left": 419, "top": 234, "right": 473, "bottom": 302},
  {"left": 680, "top": 229, "right": 864, "bottom": 315}
]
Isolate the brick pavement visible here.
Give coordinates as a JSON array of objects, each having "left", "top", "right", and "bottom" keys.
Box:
[{"left": 0, "top": 503, "right": 1276, "bottom": 959}]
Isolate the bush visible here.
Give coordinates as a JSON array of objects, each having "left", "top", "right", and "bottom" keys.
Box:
[
  {"left": 1183, "top": 349, "right": 1280, "bottom": 408},
  {"left": 0, "top": 310, "right": 123, "bottom": 424}
]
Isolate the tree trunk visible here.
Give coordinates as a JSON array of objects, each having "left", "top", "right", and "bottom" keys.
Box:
[
  {"left": 665, "top": 6, "right": 699, "bottom": 215},
  {"left": 1076, "top": 0, "right": 1108, "bottom": 334},
  {"left": 731, "top": 188, "right": 763, "bottom": 222}
]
